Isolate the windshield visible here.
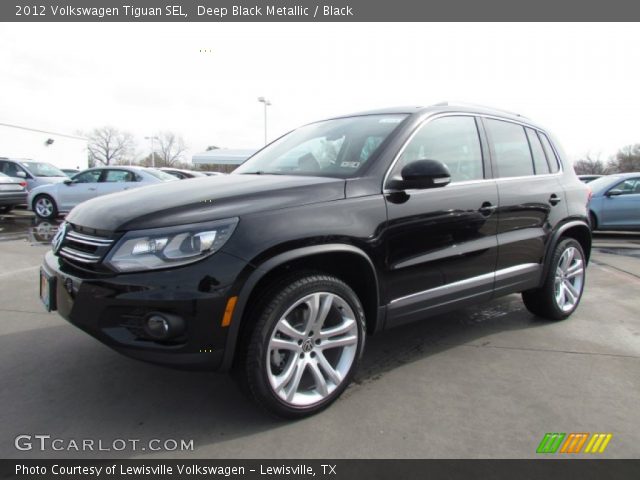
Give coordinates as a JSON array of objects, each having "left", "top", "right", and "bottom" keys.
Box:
[
  {"left": 588, "top": 175, "right": 620, "bottom": 193},
  {"left": 145, "top": 168, "right": 179, "bottom": 181},
  {"left": 20, "top": 161, "right": 66, "bottom": 177},
  {"left": 233, "top": 114, "right": 408, "bottom": 178}
]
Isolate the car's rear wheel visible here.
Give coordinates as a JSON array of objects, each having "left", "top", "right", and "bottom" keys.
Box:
[
  {"left": 33, "top": 195, "right": 58, "bottom": 220},
  {"left": 523, "top": 238, "right": 586, "bottom": 320},
  {"left": 236, "top": 273, "right": 365, "bottom": 418}
]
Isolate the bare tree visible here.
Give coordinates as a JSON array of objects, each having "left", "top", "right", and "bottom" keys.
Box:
[
  {"left": 608, "top": 144, "right": 640, "bottom": 173},
  {"left": 573, "top": 153, "right": 609, "bottom": 175},
  {"left": 87, "top": 127, "right": 136, "bottom": 166},
  {"left": 156, "top": 132, "right": 188, "bottom": 167}
]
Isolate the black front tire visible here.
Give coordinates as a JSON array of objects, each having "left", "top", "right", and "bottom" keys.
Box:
[
  {"left": 522, "top": 238, "right": 586, "bottom": 320},
  {"left": 234, "top": 273, "right": 366, "bottom": 419},
  {"left": 589, "top": 212, "right": 597, "bottom": 232},
  {"left": 0, "top": 205, "right": 13, "bottom": 213}
]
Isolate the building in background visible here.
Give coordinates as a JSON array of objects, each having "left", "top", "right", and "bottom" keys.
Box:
[
  {"left": 192, "top": 148, "right": 256, "bottom": 173},
  {"left": 0, "top": 123, "right": 88, "bottom": 170}
]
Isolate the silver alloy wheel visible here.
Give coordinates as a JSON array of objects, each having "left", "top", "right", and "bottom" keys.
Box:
[
  {"left": 554, "top": 246, "right": 585, "bottom": 312},
  {"left": 35, "top": 197, "right": 54, "bottom": 218},
  {"left": 266, "top": 292, "right": 359, "bottom": 407}
]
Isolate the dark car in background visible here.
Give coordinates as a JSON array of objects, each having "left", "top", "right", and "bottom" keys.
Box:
[
  {"left": 578, "top": 174, "right": 603, "bottom": 183},
  {"left": 159, "top": 167, "right": 207, "bottom": 179},
  {"left": 39, "top": 104, "right": 591, "bottom": 418},
  {"left": 588, "top": 172, "right": 640, "bottom": 231}
]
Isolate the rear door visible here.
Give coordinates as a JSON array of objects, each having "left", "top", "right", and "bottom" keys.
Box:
[
  {"left": 482, "top": 118, "right": 563, "bottom": 296},
  {"left": 97, "top": 169, "right": 139, "bottom": 196},
  {"left": 599, "top": 177, "right": 640, "bottom": 229},
  {"left": 383, "top": 115, "right": 499, "bottom": 325}
]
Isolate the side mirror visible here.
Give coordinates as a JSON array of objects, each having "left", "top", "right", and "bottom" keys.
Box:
[
  {"left": 387, "top": 159, "right": 451, "bottom": 191},
  {"left": 15, "top": 171, "right": 27, "bottom": 179},
  {"left": 63, "top": 179, "right": 74, "bottom": 185},
  {"left": 606, "top": 189, "right": 623, "bottom": 197}
]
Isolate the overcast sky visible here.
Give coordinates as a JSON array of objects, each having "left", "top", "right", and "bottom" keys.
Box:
[{"left": 1, "top": 23, "right": 638, "bottom": 162}]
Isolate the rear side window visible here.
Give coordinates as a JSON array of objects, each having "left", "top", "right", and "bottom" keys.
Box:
[
  {"left": 485, "top": 119, "right": 534, "bottom": 177},
  {"left": 102, "top": 170, "right": 135, "bottom": 182},
  {"left": 538, "top": 133, "right": 560, "bottom": 173},
  {"left": 525, "top": 128, "right": 550, "bottom": 175},
  {"left": 391, "top": 116, "right": 484, "bottom": 184}
]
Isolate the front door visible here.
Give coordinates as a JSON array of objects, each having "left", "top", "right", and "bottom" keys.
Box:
[{"left": 383, "top": 115, "right": 499, "bottom": 326}]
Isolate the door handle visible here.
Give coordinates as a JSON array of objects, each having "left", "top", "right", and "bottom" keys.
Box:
[
  {"left": 478, "top": 202, "right": 497, "bottom": 216},
  {"left": 549, "top": 194, "right": 562, "bottom": 206},
  {"left": 88, "top": 187, "right": 97, "bottom": 191}
]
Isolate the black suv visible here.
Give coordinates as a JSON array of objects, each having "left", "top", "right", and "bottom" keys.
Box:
[{"left": 40, "top": 104, "right": 591, "bottom": 417}]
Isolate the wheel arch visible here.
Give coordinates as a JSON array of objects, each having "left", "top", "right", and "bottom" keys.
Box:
[
  {"left": 542, "top": 219, "right": 592, "bottom": 281},
  {"left": 221, "top": 244, "right": 381, "bottom": 371}
]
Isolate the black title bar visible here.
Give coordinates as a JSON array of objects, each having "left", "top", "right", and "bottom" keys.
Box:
[
  {"left": 3, "top": 0, "right": 640, "bottom": 21},
  {"left": 2, "top": 460, "right": 640, "bottom": 480}
]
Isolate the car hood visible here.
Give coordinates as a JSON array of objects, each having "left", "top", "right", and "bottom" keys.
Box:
[{"left": 66, "top": 174, "right": 346, "bottom": 231}]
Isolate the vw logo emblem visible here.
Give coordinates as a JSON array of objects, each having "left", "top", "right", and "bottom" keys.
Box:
[{"left": 52, "top": 222, "right": 67, "bottom": 253}]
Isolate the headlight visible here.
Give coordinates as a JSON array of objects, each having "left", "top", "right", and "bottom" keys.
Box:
[{"left": 104, "top": 218, "right": 239, "bottom": 272}]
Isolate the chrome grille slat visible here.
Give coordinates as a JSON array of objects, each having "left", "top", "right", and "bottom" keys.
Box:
[
  {"left": 59, "top": 247, "right": 101, "bottom": 263},
  {"left": 66, "top": 231, "right": 114, "bottom": 246}
]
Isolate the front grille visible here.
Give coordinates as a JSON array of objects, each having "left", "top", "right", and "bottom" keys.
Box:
[{"left": 57, "top": 223, "right": 116, "bottom": 270}]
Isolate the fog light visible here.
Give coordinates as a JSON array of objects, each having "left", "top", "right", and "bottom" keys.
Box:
[{"left": 143, "top": 312, "right": 185, "bottom": 340}]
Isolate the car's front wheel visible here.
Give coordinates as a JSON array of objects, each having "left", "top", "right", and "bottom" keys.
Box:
[
  {"left": 33, "top": 194, "right": 58, "bottom": 219},
  {"left": 236, "top": 273, "right": 366, "bottom": 418},
  {"left": 523, "top": 238, "right": 586, "bottom": 320}
]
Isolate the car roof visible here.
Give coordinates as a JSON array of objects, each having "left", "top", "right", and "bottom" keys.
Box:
[{"left": 327, "top": 102, "right": 545, "bottom": 130}]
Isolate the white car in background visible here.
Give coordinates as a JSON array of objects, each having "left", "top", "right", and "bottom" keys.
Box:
[{"left": 28, "top": 166, "right": 177, "bottom": 219}]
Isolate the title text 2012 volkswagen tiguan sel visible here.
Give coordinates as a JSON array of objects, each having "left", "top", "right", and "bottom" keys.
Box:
[{"left": 40, "top": 104, "right": 591, "bottom": 417}]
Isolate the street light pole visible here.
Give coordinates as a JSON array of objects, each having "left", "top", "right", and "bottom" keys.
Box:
[
  {"left": 257, "top": 97, "right": 271, "bottom": 145},
  {"left": 144, "top": 136, "right": 158, "bottom": 167}
]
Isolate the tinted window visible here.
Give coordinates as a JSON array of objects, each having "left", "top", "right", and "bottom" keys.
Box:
[
  {"left": 538, "top": 133, "right": 560, "bottom": 173},
  {"left": 1, "top": 161, "right": 26, "bottom": 177},
  {"left": 103, "top": 170, "right": 135, "bottom": 182},
  {"left": 610, "top": 178, "right": 640, "bottom": 195},
  {"left": 485, "top": 119, "right": 534, "bottom": 178},
  {"left": 73, "top": 170, "right": 101, "bottom": 183},
  {"left": 525, "top": 128, "right": 550, "bottom": 175},
  {"left": 391, "top": 116, "right": 484, "bottom": 183}
]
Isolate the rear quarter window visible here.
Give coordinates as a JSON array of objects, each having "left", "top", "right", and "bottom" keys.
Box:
[{"left": 538, "top": 133, "right": 561, "bottom": 173}]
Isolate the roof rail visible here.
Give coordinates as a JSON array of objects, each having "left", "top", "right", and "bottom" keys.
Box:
[{"left": 432, "top": 101, "right": 528, "bottom": 119}]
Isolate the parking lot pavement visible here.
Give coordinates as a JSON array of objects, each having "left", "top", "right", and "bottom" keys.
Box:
[{"left": 0, "top": 227, "right": 639, "bottom": 459}]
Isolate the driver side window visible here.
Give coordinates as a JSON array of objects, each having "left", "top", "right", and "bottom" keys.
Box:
[
  {"left": 390, "top": 116, "right": 484, "bottom": 184},
  {"left": 611, "top": 178, "right": 640, "bottom": 195},
  {"left": 73, "top": 170, "right": 101, "bottom": 183}
]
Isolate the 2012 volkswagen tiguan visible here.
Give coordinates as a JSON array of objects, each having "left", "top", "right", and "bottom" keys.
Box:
[{"left": 39, "top": 103, "right": 591, "bottom": 418}]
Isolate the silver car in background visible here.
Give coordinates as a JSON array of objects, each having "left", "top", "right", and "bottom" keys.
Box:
[
  {"left": 0, "top": 172, "right": 27, "bottom": 213},
  {"left": 0, "top": 158, "right": 68, "bottom": 191},
  {"left": 28, "top": 166, "right": 177, "bottom": 219}
]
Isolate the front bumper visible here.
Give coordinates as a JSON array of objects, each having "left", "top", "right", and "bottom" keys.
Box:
[{"left": 41, "top": 250, "right": 251, "bottom": 370}]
